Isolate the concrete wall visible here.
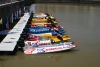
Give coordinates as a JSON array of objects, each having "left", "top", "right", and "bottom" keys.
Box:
[
  {"left": 35, "top": 0, "right": 79, "bottom": 3},
  {"left": 85, "top": 0, "right": 100, "bottom": 1},
  {"left": 80, "top": 0, "right": 100, "bottom": 3},
  {"left": 35, "top": 0, "right": 100, "bottom": 3}
]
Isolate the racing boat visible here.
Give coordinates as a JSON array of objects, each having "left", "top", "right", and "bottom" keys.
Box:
[
  {"left": 27, "top": 23, "right": 63, "bottom": 29},
  {"left": 29, "top": 27, "right": 65, "bottom": 34},
  {"left": 24, "top": 34, "right": 71, "bottom": 46},
  {"left": 32, "top": 16, "right": 56, "bottom": 22},
  {"left": 33, "top": 12, "right": 56, "bottom": 20},
  {"left": 23, "top": 26, "right": 66, "bottom": 36},
  {"left": 23, "top": 42, "right": 77, "bottom": 54},
  {"left": 31, "top": 20, "right": 58, "bottom": 25},
  {"left": 25, "top": 20, "right": 63, "bottom": 30}
]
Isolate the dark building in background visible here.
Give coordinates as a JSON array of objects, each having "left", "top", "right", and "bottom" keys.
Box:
[
  {"left": 0, "top": 1, "right": 24, "bottom": 31},
  {"left": 35, "top": 0, "right": 100, "bottom": 3},
  {"left": 0, "top": 0, "right": 25, "bottom": 42},
  {"left": 24, "top": 0, "right": 35, "bottom": 6}
]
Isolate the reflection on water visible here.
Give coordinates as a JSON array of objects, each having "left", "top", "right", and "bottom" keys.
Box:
[
  {"left": 55, "top": 55, "right": 63, "bottom": 62},
  {"left": 0, "top": 58, "right": 7, "bottom": 67},
  {"left": 0, "top": 3, "right": 100, "bottom": 67},
  {"left": 0, "top": 56, "right": 15, "bottom": 67},
  {"left": 23, "top": 54, "right": 63, "bottom": 62},
  {"left": 17, "top": 51, "right": 64, "bottom": 62},
  {"left": 16, "top": 50, "right": 77, "bottom": 61}
]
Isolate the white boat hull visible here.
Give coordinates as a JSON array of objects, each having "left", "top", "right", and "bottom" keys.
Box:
[{"left": 23, "top": 42, "right": 76, "bottom": 54}]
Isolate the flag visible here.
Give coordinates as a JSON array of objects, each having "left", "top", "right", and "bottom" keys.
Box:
[
  {"left": 10, "top": 13, "right": 13, "bottom": 23},
  {"left": 16, "top": 11, "right": 19, "bottom": 19},
  {"left": 6, "top": 17, "right": 9, "bottom": 30},
  {"left": 0, "top": 18, "right": 2, "bottom": 24},
  {"left": 13, "top": 13, "right": 15, "bottom": 20},
  {"left": 21, "top": 7, "right": 24, "bottom": 15},
  {"left": 6, "top": 0, "right": 11, "bottom": 3},
  {"left": 24, "top": 7, "right": 25, "bottom": 13},
  {"left": 14, "top": 12, "right": 16, "bottom": 20},
  {"left": 18, "top": 9, "right": 21, "bottom": 17},
  {"left": 11, "top": 13, "right": 13, "bottom": 23}
]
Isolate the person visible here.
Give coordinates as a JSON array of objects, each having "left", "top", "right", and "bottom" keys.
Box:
[
  {"left": 47, "top": 16, "right": 52, "bottom": 22},
  {"left": 54, "top": 27, "right": 59, "bottom": 33},
  {"left": 57, "top": 33, "right": 64, "bottom": 42},
  {"left": 50, "top": 20, "right": 56, "bottom": 27},
  {"left": 28, "top": 34, "right": 38, "bottom": 41}
]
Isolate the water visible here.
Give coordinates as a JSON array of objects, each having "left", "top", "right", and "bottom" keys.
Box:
[{"left": 0, "top": 3, "right": 100, "bottom": 67}]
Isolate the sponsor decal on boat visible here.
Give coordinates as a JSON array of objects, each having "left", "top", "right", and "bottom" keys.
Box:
[
  {"left": 30, "top": 28, "right": 50, "bottom": 32},
  {"left": 25, "top": 41, "right": 51, "bottom": 46},
  {"left": 45, "top": 45, "right": 72, "bottom": 51}
]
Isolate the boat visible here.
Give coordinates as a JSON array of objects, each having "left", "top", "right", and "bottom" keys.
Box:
[{"left": 23, "top": 42, "right": 77, "bottom": 54}]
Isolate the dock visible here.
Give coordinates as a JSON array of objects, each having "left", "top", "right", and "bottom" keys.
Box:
[{"left": 0, "top": 13, "right": 30, "bottom": 51}]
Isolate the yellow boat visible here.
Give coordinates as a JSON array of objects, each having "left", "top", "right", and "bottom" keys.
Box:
[
  {"left": 41, "top": 35, "right": 71, "bottom": 43},
  {"left": 32, "top": 18, "right": 47, "bottom": 22},
  {"left": 31, "top": 20, "right": 58, "bottom": 25},
  {"left": 30, "top": 34, "right": 71, "bottom": 43},
  {"left": 49, "top": 35, "right": 71, "bottom": 43}
]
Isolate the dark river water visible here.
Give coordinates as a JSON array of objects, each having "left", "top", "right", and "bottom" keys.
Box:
[{"left": 0, "top": 3, "right": 100, "bottom": 67}]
